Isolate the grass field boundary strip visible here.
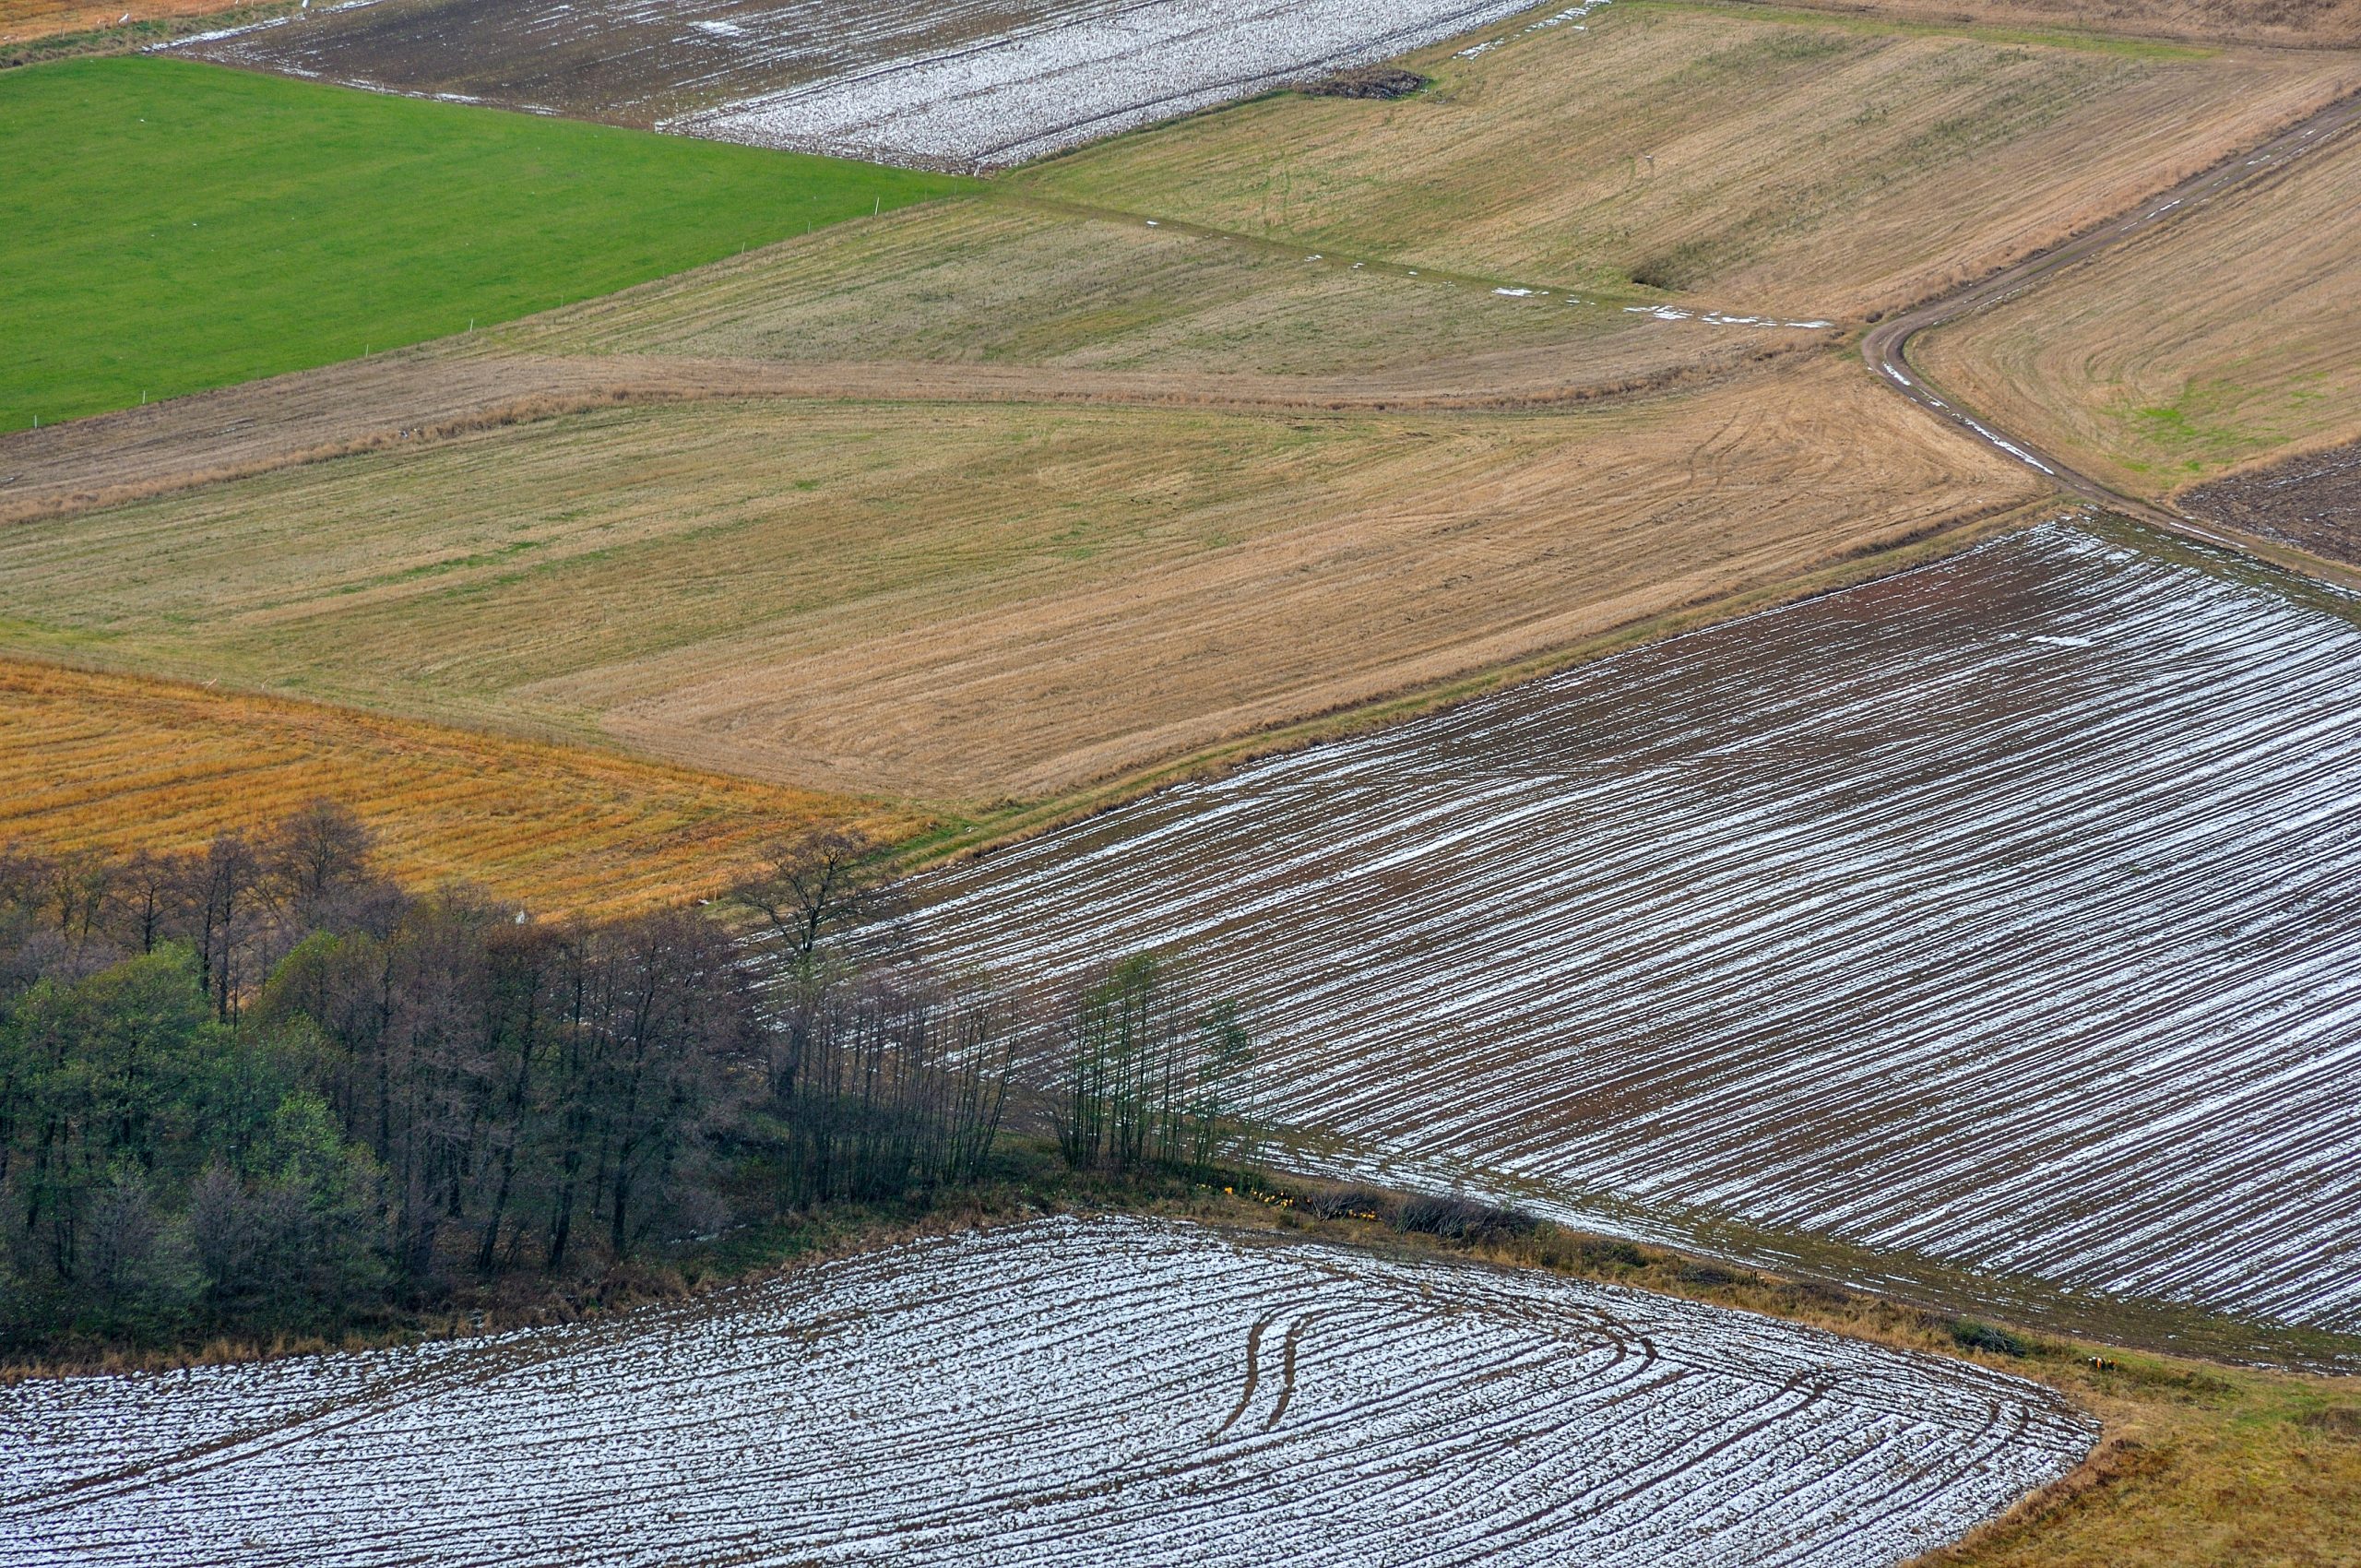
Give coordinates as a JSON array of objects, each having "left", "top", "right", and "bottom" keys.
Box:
[
  {"left": 0, "top": 56, "right": 975, "bottom": 428},
  {"left": 985, "top": 186, "right": 1666, "bottom": 305}
]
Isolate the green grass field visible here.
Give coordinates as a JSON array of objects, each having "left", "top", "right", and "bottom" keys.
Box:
[{"left": 0, "top": 56, "right": 970, "bottom": 428}]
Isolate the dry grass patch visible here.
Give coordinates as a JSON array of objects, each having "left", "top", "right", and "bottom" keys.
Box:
[
  {"left": 0, "top": 0, "right": 249, "bottom": 45},
  {"left": 1763, "top": 0, "right": 2361, "bottom": 49},
  {"left": 0, "top": 659, "right": 911, "bottom": 918},
  {"left": 0, "top": 354, "right": 2038, "bottom": 804},
  {"left": 1916, "top": 126, "right": 2361, "bottom": 496},
  {"left": 1016, "top": 0, "right": 2355, "bottom": 319},
  {"left": 486, "top": 196, "right": 1723, "bottom": 377}
]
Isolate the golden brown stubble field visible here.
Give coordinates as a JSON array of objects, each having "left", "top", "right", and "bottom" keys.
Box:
[
  {"left": 1915, "top": 127, "right": 2361, "bottom": 497},
  {"left": 0, "top": 355, "right": 2041, "bottom": 805},
  {"left": 0, "top": 659, "right": 909, "bottom": 918},
  {"left": 1016, "top": 1, "right": 2357, "bottom": 321}
]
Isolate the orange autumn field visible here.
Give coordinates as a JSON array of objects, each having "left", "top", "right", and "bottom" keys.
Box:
[{"left": 0, "top": 658, "right": 919, "bottom": 920}]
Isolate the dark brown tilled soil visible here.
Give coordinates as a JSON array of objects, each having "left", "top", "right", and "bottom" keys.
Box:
[{"left": 2183, "top": 440, "right": 2361, "bottom": 565}]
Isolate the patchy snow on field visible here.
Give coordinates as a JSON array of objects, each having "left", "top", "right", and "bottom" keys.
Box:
[
  {"left": 914, "top": 523, "right": 2361, "bottom": 1334},
  {"left": 666, "top": 0, "right": 1537, "bottom": 168},
  {"left": 0, "top": 1218, "right": 2089, "bottom": 1567}
]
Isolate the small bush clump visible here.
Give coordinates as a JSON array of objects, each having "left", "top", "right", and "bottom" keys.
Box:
[{"left": 1950, "top": 1318, "right": 2031, "bottom": 1356}]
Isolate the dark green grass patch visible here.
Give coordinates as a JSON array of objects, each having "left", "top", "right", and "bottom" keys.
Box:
[{"left": 0, "top": 56, "right": 970, "bottom": 427}]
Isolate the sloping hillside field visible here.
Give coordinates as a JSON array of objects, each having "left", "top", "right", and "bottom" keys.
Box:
[
  {"left": 0, "top": 1218, "right": 2092, "bottom": 1566},
  {"left": 918, "top": 524, "right": 2361, "bottom": 1342}
]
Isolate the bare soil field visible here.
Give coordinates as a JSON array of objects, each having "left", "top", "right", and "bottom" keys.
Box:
[
  {"left": 0, "top": 355, "right": 2036, "bottom": 804},
  {"left": 2182, "top": 438, "right": 2361, "bottom": 564},
  {"left": 170, "top": 0, "right": 1097, "bottom": 125},
  {"left": 1915, "top": 121, "right": 2361, "bottom": 497},
  {"left": 914, "top": 522, "right": 2361, "bottom": 1340},
  {"left": 176, "top": 0, "right": 1538, "bottom": 168},
  {"left": 0, "top": 658, "right": 903, "bottom": 919},
  {"left": 1019, "top": 1, "right": 2359, "bottom": 319},
  {"left": 0, "top": 1215, "right": 2093, "bottom": 1566},
  {"left": 663, "top": 0, "right": 1540, "bottom": 168}
]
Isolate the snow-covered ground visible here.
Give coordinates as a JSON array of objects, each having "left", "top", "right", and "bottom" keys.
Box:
[
  {"left": 0, "top": 1217, "right": 2089, "bottom": 1566},
  {"left": 915, "top": 523, "right": 2361, "bottom": 1332},
  {"left": 176, "top": 0, "right": 1545, "bottom": 168},
  {"left": 667, "top": 0, "right": 1538, "bottom": 167}
]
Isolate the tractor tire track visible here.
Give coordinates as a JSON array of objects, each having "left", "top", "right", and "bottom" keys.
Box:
[{"left": 1860, "top": 89, "right": 2361, "bottom": 563}]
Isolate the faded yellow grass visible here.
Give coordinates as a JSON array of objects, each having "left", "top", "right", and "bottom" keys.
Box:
[
  {"left": 1916, "top": 125, "right": 2361, "bottom": 496},
  {"left": 0, "top": 354, "right": 2040, "bottom": 804},
  {"left": 1759, "top": 0, "right": 2361, "bottom": 49},
  {"left": 484, "top": 196, "right": 1702, "bottom": 376},
  {"left": 1018, "top": 1, "right": 2357, "bottom": 320},
  {"left": 0, "top": 658, "right": 916, "bottom": 919}
]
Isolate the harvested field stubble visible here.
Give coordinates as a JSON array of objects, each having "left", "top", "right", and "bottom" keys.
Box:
[
  {"left": 0, "top": 356, "right": 2037, "bottom": 802},
  {"left": 914, "top": 522, "right": 2361, "bottom": 1336},
  {"left": 0, "top": 659, "right": 905, "bottom": 919},
  {"left": 1764, "top": 0, "right": 2361, "bottom": 48},
  {"left": 0, "top": 1216, "right": 2093, "bottom": 1566},
  {"left": 1018, "top": 2, "right": 2360, "bottom": 318},
  {"left": 1916, "top": 125, "right": 2361, "bottom": 495}
]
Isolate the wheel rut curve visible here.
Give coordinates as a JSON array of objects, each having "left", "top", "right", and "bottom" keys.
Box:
[{"left": 1857, "top": 88, "right": 2361, "bottom": 568}]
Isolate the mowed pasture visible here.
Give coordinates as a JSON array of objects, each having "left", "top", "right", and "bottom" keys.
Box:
[
  {"left": 1017, "top": 1, "right": 2360, "bottom": 318},
  {"left": 0, "top": 56, "right": 967, "bottom": 428},
  {"left": 1916, "top": 124, "right": 2361, "bottom": 498},
  {"left": 0, "top": 659, "right": 905, "bottom": 919},
  {"left": 914, "top": 524, "right": 2361, "bottom": 1340},
  {"left": 0, "top": 356, "right": 2038, "bottom": 804},
  {"left": 0, "top": 1217, "right": 2094, "bottom": 1567}
]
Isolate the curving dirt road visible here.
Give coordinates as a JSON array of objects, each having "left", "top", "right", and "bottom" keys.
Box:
[{"left": 1860, "top": 89, "right": 2361, "bottom": 552}]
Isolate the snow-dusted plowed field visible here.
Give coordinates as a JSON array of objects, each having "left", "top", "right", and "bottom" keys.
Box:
[
  {"left": 919, "top": 524, "right": 2361, "bottom": 1333},
  {"left": 669, "top": 0, "right": 1543, "bottom": 168},
  {"left": 177, "top": 0, "right": 1536, "bottom": 167},
  {"left": 0, "top": 1218, "right": 2089, "bottom": 1566},
  {"left": 178, "top": 0, "right": 1096, "bottom": 127}
]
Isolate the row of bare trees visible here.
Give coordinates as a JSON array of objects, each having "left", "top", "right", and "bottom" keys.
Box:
[{"left": 2, "top": 812, "right": 1260, "bottom": 1350}]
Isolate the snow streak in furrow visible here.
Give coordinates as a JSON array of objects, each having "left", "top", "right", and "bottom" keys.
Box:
[
  {"left": 181, "top": 0, "right": 1125, "bottom": 125},
  {"left": 666, "top": 0, "right": 1541, "bottom": 168},
  {"left": 915, "top": 525, "right": 2361, "bottom": 1330},
  {"left": 0, "top": 1218, "right": 2088, "bottom": 1566}
]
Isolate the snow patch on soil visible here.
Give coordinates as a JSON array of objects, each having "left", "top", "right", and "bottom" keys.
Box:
[{"left": 666, "top": 0, "right": 1545, "bottom": 169}]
